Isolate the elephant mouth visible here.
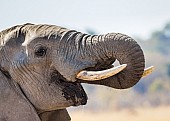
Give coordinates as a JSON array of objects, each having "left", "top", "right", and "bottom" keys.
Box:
[
  {"left": 61, "top": 81, "right": 87, "bottom": 106},
  {"left": 50, "top": 70, "right": 87, "bottom": 106}
]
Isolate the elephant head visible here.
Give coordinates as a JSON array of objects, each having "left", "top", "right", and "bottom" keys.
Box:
[{"left": 0, "top": 23, "right": 153, "bottom": 121}]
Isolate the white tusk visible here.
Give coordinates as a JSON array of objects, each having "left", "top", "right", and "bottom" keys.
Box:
[
  {"left": 76, "top": 64, "right": 127, "bottom": 81},
  {"left": 142, "top": 66, "right": 155, "bottom": 78}
]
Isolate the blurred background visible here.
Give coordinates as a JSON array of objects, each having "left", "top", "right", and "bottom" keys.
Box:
[{"left": 1, "top": 0, "right": 170, "bottom": 120}]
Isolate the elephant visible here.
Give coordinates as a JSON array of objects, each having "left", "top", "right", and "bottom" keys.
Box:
[{"left": 0, "top": 23, "right": 154, "bottom": 121}]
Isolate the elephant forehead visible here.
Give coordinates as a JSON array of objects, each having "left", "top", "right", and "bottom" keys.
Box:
[{"left": 22, "top": 33, "right": 37, "bottom": 46}]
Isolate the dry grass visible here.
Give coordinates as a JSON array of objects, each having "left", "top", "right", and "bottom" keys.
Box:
[{"left": 69, "top": 106, "right": 170, "bottom": 121}]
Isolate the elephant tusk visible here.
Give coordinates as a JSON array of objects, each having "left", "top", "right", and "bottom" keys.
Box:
[
  {"left": 76, "top": 64, "right": 127, "bottom": 81},
  {"left": 142, "top": 66, "right": 155, "bottom": 78}
]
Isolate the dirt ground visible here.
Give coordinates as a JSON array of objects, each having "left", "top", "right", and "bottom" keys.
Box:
[{"left": 69, "top": 106, "right": 170, "bottom": 121}]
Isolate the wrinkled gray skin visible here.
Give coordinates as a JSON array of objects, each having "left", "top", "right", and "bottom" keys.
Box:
[{"left": 0, "top": 23, "right": 145, "bottom": 121}]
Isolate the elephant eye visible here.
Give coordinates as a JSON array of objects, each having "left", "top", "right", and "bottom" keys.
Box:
[{"left": 35, "top": 46, "right": 47, "bottom": 57}]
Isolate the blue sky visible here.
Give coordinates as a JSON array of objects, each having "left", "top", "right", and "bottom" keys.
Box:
[{"left": 1, "top": 0, "right": 170, "bottom": 39}]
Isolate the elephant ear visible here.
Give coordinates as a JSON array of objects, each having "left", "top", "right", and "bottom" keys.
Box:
[
  {"left": 0, "top": 70, "right": 41, "bottom": 121},
  {"left": 39, "top": 109, "right": 71, "bottom": 121}
]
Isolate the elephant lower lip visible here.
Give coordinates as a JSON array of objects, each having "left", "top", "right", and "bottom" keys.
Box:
[
  {"left": 61, "top": 82, "right": 87, "bottom": 106},
  {"left": 50, "top": 70, "right": 87, "bottom": 106}
]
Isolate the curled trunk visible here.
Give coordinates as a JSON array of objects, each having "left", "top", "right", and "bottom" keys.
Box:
[{"left": 77, "top": 33, "right": 145, "bottom": 89}]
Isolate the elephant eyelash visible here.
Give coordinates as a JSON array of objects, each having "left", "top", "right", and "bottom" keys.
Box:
[{"left": 35, "top": 46, "right": 47, "bottom": 57}]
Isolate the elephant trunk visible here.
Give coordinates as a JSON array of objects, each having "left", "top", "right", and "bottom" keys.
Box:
[{"left": 77, "top": 33, "right": 145, "bottom": 89}]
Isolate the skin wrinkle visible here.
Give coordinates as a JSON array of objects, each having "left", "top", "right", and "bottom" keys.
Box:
[
  {"left": 1, "top": 48, "right": 6, "bottom": 61},
  {"left": 20, "top": 60, "right": 36, "bottom": 83},
  {"left": 58, "top": 31, "right": 73, "bottom": 64},
  {"left": 115, "top": 34, "right": 129, "bottom": 54},
  {"left": 15, "top": 61, "right": 34, "bottom": 86},
  {"left": 93, "top": 35, "right": 105, "bottom": 60},
  {"left": 65, "top": 34, "right": 78, "bottom": 67},
  {"left": 32, "top": 25, "right": 48, "bottom": 35},
  {"left": 26, "top": 69, "right": 48, "bottom": 98},
  {"left": 63, "top": 31, "right": 78, "bottom": 62},
  {"left": 110, "top": 34, "right": 120, "bottom": 56},
  {"left": 121, "top": 37, "right": 131, "bottom": 55},
  {"left": 44, "top": 52, "right": 51, "bottom": 83},
  {"left": 81, "top": 34, "right": 89, "bottom": 44},
  {"left": 35, "top": 78, "right": 51, "bottom": 106},
  {"left": 35, "top": 25, "right": 45, "bottom": 33},
  {"left": 86, "top": 35, "right": 111, "bottom": 66},
  {"left": 70, "top": 34, "right": 86, "bottom": 73},
  {"left": 109, "top": 35, "right": 120, "bottom": 57},
  {"left": 92, "top": 35, "right": 106, "bottom": 61},
  {"left": 116, "top": 74, "right": 123, "bottom": 89},
  {"left": 74, "top": 32, "right": 85, "bottom": 52},
  {"left": 59, "top": 27, "right": 69, "bottom": 34},
  {"left": 14, "top": 61, "right": 28, "bottom": 82},
  {"left": 81, "top": 34, "right": 90, "bottom": 57},
  {"left": 69, "top": 35, "right": 77, "bottom": 58},
  {"left": 10, "top": 61, "right": 24, "bottom": 82},
  {"left": 28, "top": 67, "right": 42, "bottom": 76},
  {"left": 16, "top": 83, "right": 35, "bottom": 108},
  {"left": 87, "top": 35, "right": 96, "bottom": 60},
  {"left": 101, "top": 34, "right": 111, "bottom": 57},
  {"left": 1, "top": 47, "right": 11, "bottom": 69},
  {"left": 11, "top": 69, "right": 23, "bottom": 85},
  {"left": 20, "top": 71, "right": 47, "bottom": 108},
  {"left": 10, "top": 63, "right": 20, "bottom": 80},
  {"left": 13, "top": 58, "right": 48, "bottom": 104},
  {"left": 129, "top": 45, "right": 142, "bottom": 54},
  {"left": 23, "top": 61, "right": 47, "bottom": 85},
  {"left": 19, "top": 61, "right": 37, "bottom": 87},
  {"left": 0, "top": 49, "right": 7, "bottom": 67},
  {"left": 40, "top": 64, "right": 53, "bottom": 100},
  {"left": 66, "top": 32, "right": 86, "bottom": 62},
  {"left": 83, "top": 35, "right": 94, "bottom": 58},
  {"left": 100, "top": 35, "right": 113, "bottom": 61},
  {"left": 64, "top": 31, "right": 77, "bottom": 43},
  {"left": 89, "top": 36, "right": 99, "bottom": 59}
]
